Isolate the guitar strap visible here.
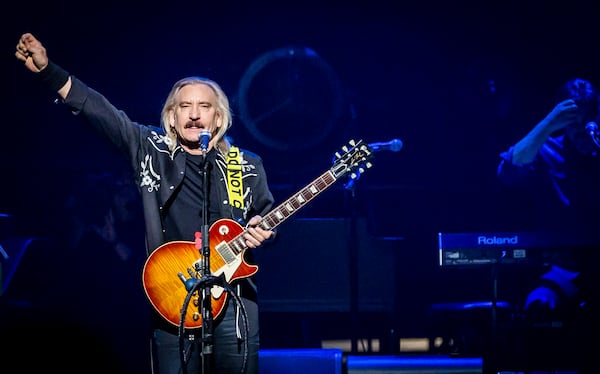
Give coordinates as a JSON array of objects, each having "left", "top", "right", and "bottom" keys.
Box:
[
  {"left": 226, "top": 146, "right": 244, "bottom": 213},
  {"left": 227, "top": 147, "right": 247, "bottom": 330}
]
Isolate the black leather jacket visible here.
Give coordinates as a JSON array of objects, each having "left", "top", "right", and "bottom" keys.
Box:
[{"left": 62, "top": 75, "right": 275, "bottom": 256}]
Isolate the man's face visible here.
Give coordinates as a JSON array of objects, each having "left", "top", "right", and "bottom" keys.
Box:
[{"left": 171, "top": 83, "right": 221, "bottom": 150}]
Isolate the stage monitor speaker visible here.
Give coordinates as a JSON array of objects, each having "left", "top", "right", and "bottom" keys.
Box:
[
  {"left": 259, "top": 348, "right": 342, "bottom": 374},
  {"left": 254, "top": 218, "right": 399, "bottom": 313}
]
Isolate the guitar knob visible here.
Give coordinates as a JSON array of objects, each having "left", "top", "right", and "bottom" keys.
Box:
[
  {"left": 218, "top": 224, "right": 229, "bottom": 235},
  {"left": 192, "top": 297, "right": 199, "bottom": 307},
  {"left": 192, "top": 312, "right": 200, "bottom": 321}
]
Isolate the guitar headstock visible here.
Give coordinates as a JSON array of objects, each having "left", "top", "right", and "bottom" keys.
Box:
[{"left": 331, "top": 139, "right": 374, "bottom": 180}]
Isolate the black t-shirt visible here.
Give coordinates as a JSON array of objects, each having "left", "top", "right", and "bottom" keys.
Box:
[{"left": 163, "top": 151, "right": 222, "bottom": 242}]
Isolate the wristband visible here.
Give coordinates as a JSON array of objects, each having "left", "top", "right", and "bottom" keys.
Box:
[{"left": 37, "top": 60, "right": 70, "bottom": 92}]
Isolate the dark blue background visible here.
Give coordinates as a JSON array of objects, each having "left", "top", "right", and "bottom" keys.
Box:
[
  {"left": 3, "top": 0, "right": 599, "bottom": 228},
  {"left": 1, "top": 0, "right": 599, "bottom": 361}
]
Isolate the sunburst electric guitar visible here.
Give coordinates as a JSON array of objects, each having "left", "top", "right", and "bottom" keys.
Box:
[{"left": 142, "top": 139, "right": 373, "bottom": 329}]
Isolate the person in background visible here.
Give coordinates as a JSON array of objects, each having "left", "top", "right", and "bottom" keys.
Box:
[
  {"left": 60, "top": 171, "right": 150, "bottom": 373},
  {"left": 497, "top": 77, "right": 600, "bottom": 372},
  {"left": 15, "top": 32, "right": 275, "bottom": 374}
]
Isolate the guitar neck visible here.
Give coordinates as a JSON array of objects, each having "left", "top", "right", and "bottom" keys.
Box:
[
  {"left": 261, "top": 170, "right": 338, "bottom": 230},
  {"left": 227, "top": 170, "right": 338, "bottom": 255},
  {"left": 227, "top": 139, "right": 372, "bottom": 256}
]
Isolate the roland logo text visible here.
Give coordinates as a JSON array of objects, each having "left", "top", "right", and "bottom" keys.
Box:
[{"left": 477, "top": 235, "right": 518, "bottom": 245}]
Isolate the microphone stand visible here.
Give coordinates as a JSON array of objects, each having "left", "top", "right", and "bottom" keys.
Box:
[
  {"left": 198, "top": 153, "right": 215, "bottom": 374},
  {"left": 179, "top": 151, "right": 218, "bottom": 374},
  {"left": 179, "top": 146, "right": 251, "bottom": 374},
  {"left": 344, "top": 174, "right": 361, "bottom": 354}
]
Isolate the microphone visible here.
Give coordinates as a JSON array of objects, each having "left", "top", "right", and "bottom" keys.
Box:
[
  {"left": 585, "top": 121, "right": 598, "bottom": 139},
  {"left": 586, "top": 121, "right": 600, "bottom": 150},
  {"left": 368, "top": 138, "right": 403, "bottom": 152},
  {"left": 199, "top": 129, "right": 211, "bottom": 154}
]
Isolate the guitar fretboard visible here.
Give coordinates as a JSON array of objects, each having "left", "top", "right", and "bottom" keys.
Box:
[
  {"left": 263, "top": 171, "right": 337, "bottom": 229},
  {"left": 225, "top": 139, "right": 372, "bottom": 257},
  {"left": 229, "top": 170, "right": 337, "bottom": 255}
]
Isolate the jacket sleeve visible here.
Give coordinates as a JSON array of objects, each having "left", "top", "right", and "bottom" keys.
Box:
[
  {"left": 61, "top": 75, "right": 153, "bottom": 167},
  {"left": 497, "top": 146, "right": 537, "bottom": 187},
  {"left": 497, "top": 137, "right": 564, "bottom": 188}
]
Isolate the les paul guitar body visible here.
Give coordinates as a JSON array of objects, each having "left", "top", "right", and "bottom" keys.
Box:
[
  {"left": 142, "top": 219, "right": 254, "bottom": 329},
  {"left": 142, "top": 139, "right": 373, "bottom": 329}
]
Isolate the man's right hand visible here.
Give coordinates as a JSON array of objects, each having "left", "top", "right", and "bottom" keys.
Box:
[{"left": 15, "top": 33, "right": 49, "bottom": 73}]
